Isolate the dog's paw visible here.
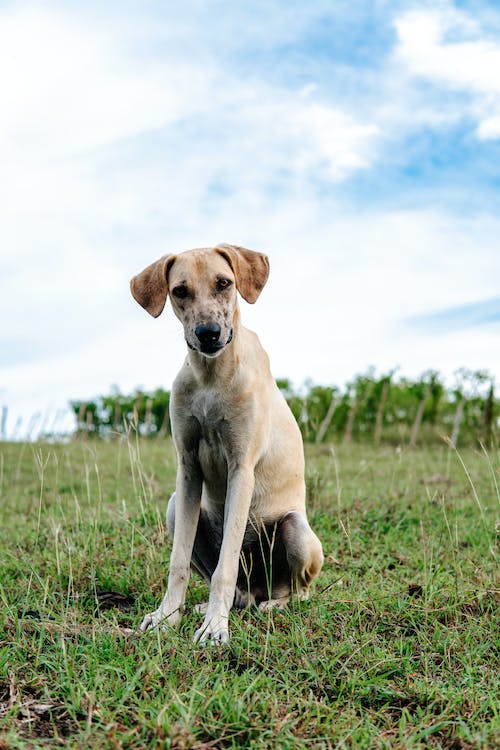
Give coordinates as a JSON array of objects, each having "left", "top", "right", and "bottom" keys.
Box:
[
  {"left": 139, "top": 606, "right": 179, "bottom": 633},
  {"left": 193, "top": 614, "right": 229, "bottom": 645},
  {"left": 258, "top": 597, "right": 289, "bottom": 613},
  {"left": 139, "top": 612, "right": 159, "bottom": 633}
]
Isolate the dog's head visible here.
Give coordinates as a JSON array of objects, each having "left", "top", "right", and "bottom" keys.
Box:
[{"left": 130, "top": 244, "right": 269, "bottom": 357}]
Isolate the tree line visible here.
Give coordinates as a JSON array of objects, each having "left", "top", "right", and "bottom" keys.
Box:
[{"left": 71, "top": 368, "right": 497, "bottom": 448}]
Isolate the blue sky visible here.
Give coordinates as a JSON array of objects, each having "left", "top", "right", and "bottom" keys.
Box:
[
  {"left": 1, "top": 0, "right": 500, "bottom": 435},
  {"left": 410, "top": 295, "right": 500, "bottom": 330}
]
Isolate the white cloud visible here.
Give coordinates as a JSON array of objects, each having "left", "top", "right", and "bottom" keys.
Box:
[
  {"left": 394, "top": 6, "right": 500, "bottom": 139},
  {"left": 290, "top": 100, "right": 379, "bottom": 179},
  {"left": 0, "top": 7, "right": 214, "bottom": 158},
  {"left": 0, "top": 5, "right": 380, "bottom": 254}
]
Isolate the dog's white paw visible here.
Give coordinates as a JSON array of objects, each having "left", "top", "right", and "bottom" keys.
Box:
[
  {"left": 139, "top": 606, "right": 179, "bottom": 633},
  {"left": 258, "top": 597, "right": 289, "bottom": 613},
  {"left": 139, "top": 610, "right": 166, "bottom": 633},
  {"left": 193, "top": 613, "right": 229, "bottom": 645}
]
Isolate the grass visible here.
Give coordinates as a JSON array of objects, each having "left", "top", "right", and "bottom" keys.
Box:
[{"left": 0, "top": 436, "right": 498, "bottom": 748}]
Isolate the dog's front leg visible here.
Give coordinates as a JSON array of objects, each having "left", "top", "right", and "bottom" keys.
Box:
[
  {"left": 140, "top": 460, "right": 202, "bottom": 632},
  {"left": 194, "top": 466, "right": 254, "bottom": 644}
]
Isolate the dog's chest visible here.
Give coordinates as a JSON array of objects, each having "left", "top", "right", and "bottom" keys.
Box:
[
  {"left": 191, "top": 391, "right": 226, "bottom": 436},
  {"left": 191, "top": 392, "right": 229, "bottom": 481}
]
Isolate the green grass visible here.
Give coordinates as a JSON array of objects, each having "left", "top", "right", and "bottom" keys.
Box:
[{"left": 0, "top": 437, "right": 498, "bottom": 748}]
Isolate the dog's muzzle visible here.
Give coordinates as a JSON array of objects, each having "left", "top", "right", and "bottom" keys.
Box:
[{"left": 188, "top": 327, "right": 233, "bottom": 356}]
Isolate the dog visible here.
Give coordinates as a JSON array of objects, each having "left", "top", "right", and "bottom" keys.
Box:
[{"left": 130, "top": 244, "right": 323, "bottom": 644}]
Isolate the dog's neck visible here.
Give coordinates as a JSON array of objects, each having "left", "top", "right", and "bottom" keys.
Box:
[{"left": 186, "top": 304, "right": 243, "bottom": 386}]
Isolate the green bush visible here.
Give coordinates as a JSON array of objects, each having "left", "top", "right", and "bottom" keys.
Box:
[{"left": 71, "top": 369, "right": 497, "bottom": 447}]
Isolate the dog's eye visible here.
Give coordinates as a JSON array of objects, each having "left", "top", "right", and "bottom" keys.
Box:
[
  {"left": 172, "top": 285, "right": 189, "bottom": 299},
  {"left": 216, "top": 278, "right": 232, "bottom": 291}
]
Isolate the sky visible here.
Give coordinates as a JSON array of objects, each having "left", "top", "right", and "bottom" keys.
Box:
[{"left": 1, "top": 0, "right": 500, "bottom": 437}]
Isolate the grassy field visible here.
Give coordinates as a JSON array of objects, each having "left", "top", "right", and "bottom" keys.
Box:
[{"left": 0, "top": 437, "right": 498, "bottom": 749}]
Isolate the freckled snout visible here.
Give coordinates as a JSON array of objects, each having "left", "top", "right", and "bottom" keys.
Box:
[{"left": 195, "top": 323, "right": 221, "bottom": 347}]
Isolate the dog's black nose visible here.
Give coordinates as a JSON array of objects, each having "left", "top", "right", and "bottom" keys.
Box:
[{"left": 195, "top": 323, "right": 221, "bottom": 346}]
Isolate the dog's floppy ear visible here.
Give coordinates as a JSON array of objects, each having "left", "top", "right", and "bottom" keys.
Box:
[
  {"left": 130, "top": 255, "right": 177, "bottom": 318},
  {"left": 215, "top": 244, "right": 269, "bottom": 304}
]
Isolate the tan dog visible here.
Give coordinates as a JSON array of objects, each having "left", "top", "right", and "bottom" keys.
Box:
[{"left": 131, "top": 244, "right": 323, "bottom": 644}]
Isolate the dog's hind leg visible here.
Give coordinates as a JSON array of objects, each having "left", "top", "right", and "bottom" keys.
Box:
[
  {"left": 280, "top": 511, "right": 324, "bottom": 600},
  {"left": 244, "top": 513, "right": 323, "bottom": 609}
]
